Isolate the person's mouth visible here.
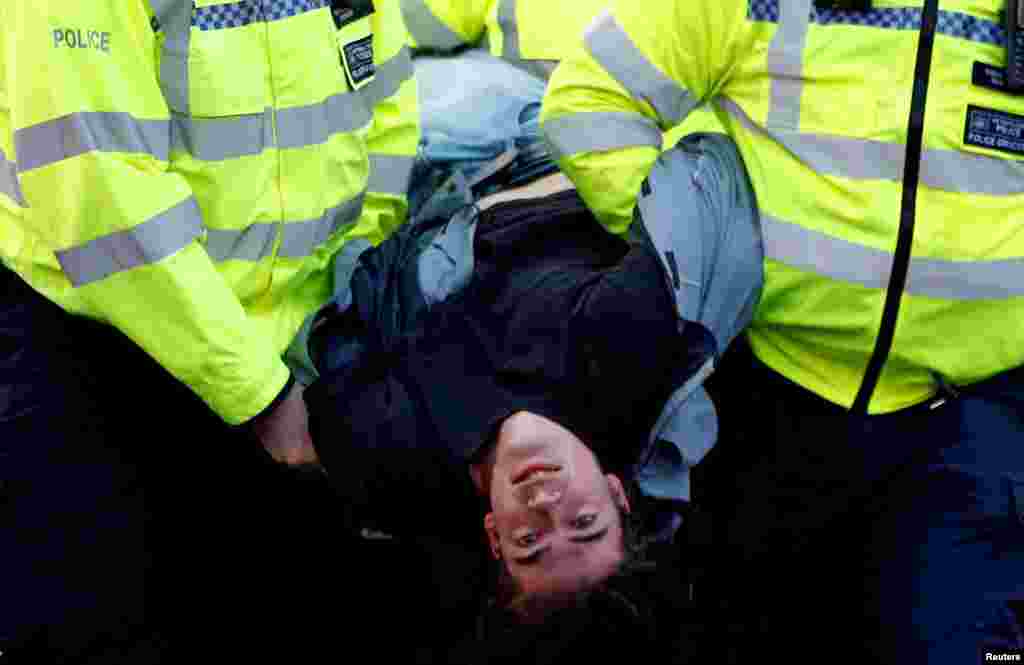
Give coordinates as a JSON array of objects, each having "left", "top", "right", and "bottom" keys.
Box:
[{"left": 511, "top": 463, "right": 563, "bottom": 485}]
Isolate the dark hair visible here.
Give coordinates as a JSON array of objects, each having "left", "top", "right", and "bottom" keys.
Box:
[
  {"left": 448, "top": 490, "right": 668, "bottom": 664},
  {"left": 463, "top": 585, "right": 656, "bottom": 665},
  {"left": 489, "top": 500, "right": 651, "bottom": 613},
  {"left": 449, "top": 532, "right": 668, "bottom": 665}
]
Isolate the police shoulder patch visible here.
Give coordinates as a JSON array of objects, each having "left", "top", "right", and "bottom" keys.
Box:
[
  {"left": 964, "top": 104, "right": 1024, "bottom": 157},
  {"left": 343, "top": 35, "right": 375, "bottom": 87}
]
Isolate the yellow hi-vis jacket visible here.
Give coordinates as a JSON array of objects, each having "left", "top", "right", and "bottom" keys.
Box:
[
  {"left": 0, "top": 0, "right": 419, "bottom": 424},
  {"left": 542, "top": 0, "right": 1024, "bottom": 414},
  {"left": 400, "top": 0, "right": 721, "bottom": 158},
  {"left": 400, "top": 0, "right": 608, "bottom": 79}
]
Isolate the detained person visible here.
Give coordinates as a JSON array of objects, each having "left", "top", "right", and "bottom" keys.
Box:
[{"left": 300, "top": 127, "right": 764, "bottom": 637}]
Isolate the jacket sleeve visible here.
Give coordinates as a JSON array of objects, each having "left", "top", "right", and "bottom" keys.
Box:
[
  {"left": 4, "top": 1, "right": 289, "bottom": 425},
  {"left": 399, "top": 0, "right": 491, "bottom": 52},
  {"left": 540, "top": 0, "right": 748, "bottom": 234},
  {"left": 349, "top": 0, "right": 421, "bottom": 245}
]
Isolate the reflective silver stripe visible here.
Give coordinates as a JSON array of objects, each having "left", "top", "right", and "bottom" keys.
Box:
[
  {"left": 205, "top": 192, "right": 365, "bottom": 261},
  {"left": 494, "top": 0, "right": 558, "bottom": 82},
  {"left": 721, "top": 97, "right": 1024, "bottom": 196},
  {"left": 543, "top": 111, "right": 662, "bottom": 160},
  {"left": 584, "top": 11, "right": 697, "bottom": 126},
  {"left": 494, "top": 0, "right": 554, "bottom": 80},
  {"left": 276, "top": 93, "right": 370, "bottom": 151},
  {"left": 205, "top": 223, "right": 278, "bottom": 262},
  {"left": 147, "top": 0, "right": 177, "bottom": 21},
  {"left": 56, "top": 197, "right": 203, "bottom": 286},
  {"left": 171, "top": 109, "right": 274, "bottom": 160},
  {"left": 0, "top": 147, "right": 26, "bottom": 206},
  {"left": 399, "top": 0, "right": 466, "bottom": 50},
  {"left": 920, "top": 149, "right": 1024, "bottom": 196},
  {"left": 359, "top": 46, "right": 414, "bottom": 109},
  {"left": 170, "top": 91, "right": 378, "bottom": 159},
  {"left": 763, "top": 213, "right": 1024, "bottom": 300},
  {"left": 514, "top": 59, "right": 558, "bottom": 80},
  {"left": 367, "top": 153, "right": 414, "bottom": 197},
  {"left": 497, "top": 0, "right": 520, "bottom": 60},
  {"left": 279, "top": 191, "right": 366, "bottom": 258},
  {"left": 150, "top": 0, "right": 192, "bottom": 113},
  {"left": 15, "top": 112, "right": 170, "bottom": 172},
  {"left": 766, "top": 0, "right": 812, "bottom": 131}
]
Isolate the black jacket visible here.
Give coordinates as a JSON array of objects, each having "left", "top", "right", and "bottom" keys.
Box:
[{"left": 304, "top": 191, "right": 698, "bottom": 542}]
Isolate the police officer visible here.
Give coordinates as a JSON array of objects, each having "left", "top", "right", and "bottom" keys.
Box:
[
  {"left": 400, "top": 0, "right": 612, "bottom": 80},
  {"left": 399, "top": 0, "right": 722, "bottom": 146},
  {"left": 541, "top": 1, "right": 1024, "bottom": 663},
  {"left": 0, "top": 0, "right": 417, "bottom": 661}
]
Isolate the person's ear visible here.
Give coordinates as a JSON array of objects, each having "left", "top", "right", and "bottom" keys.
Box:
[
  {"left": 484, "top": 512, "right": 501, "bottom": 560},
  {"left": 606, "top": 474, "right": 631, "bottom": 514},
  {"left": 469, "top": 464, "right": 485, "bottom": 494}
]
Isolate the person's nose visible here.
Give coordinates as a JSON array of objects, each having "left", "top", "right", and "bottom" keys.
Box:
[{"left": 525, "top": 484, "right": 563, "bottom": 509}]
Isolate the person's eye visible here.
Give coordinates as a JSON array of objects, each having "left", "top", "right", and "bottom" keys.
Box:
[
  {"left": 572, "top": 514, "right": 598, "bottom": 530},
  {"left": 516, "top": 532, "right": 538, "bottom": 548}
]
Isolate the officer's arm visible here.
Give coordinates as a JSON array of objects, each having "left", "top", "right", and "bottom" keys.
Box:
[
  {"left": 399, "top": 0, "right": 490, "bottom": 52},
  {"left": 347, "top": 1, "right": 421, "bottom": 244},
  {"left": 4, "top": 2, "right": 289, "bottom": 425},
  {"left": 541, "top": 0, "right": 747, "bottom": 234}
]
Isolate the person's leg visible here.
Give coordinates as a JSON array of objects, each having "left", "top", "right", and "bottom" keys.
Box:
[
  {"left": 0, "top": 274, "right": 164, "bottom": 663},
  {"left": 707, "top": 355, "right": 870, "bottom": 660},
  {"left": 696, "top": 345, "right": 919, "bottom": 661},
  {"left": 701, "top": 348, "right": 1024, "bottom": 663},
  {"left": 864, "top": 372, "right": 1024, "bottom": 663}
]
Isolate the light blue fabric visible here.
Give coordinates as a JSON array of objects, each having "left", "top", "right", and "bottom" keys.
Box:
[
  {"left": 410, "top": 49, "right": 558, "bottom": 219},
  {"left": 632, "top": 133, "right": 763, "bottom": 511}
]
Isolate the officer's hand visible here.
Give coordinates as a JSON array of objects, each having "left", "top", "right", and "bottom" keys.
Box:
[{"left": 250, "top": 380, "right": 320, "bottom": 467}]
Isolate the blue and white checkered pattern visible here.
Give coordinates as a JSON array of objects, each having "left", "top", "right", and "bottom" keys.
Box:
[
  {"left": 264, "top": 0, "right": 326, "bottom": 23},
  {"left": 748, "top": 0, "right": 780, "bottom": 23},
  {"left": 191, "top": 0, "right": 326, "bottom": 31},
  {"left": 747, "top": 1, "right": 1006, "bottom": 47},
  {"left": 192, "top": 2, "right": 262, "bottom": 30},
  {"left": 936, "top": 10, "right": 1006, "bottom": 46},
  {"left": 814, "top": 6, "right": 921, "bottom": 30}
]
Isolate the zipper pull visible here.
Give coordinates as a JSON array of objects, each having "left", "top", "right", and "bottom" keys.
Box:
[{"left": 928, "top": 372, "right": 961, "bottom": 410}]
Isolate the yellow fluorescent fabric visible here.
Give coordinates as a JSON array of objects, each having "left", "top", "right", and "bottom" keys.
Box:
[
  {"left": 398, "top": 0, "right": 723, "bottom": 196},
  {"left": 360, "top": 0, "right": 420, "bottom": 245},
  {"left": 542, "top": 0, "right": 1024, "bottom": 413},
  {"left": 0, "top": 0, "right": 419, "bottom": 424}
]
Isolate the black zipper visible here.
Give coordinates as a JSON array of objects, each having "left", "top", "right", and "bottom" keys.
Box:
[{"left": 851, "top": 0, "right": 941, "bottom": 415}]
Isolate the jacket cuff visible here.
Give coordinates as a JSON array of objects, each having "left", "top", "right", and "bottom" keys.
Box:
[{"left": 245, "top": 372, "right": 296, "bottom": 427}]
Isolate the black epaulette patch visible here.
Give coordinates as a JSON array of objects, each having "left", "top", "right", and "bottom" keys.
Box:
[
  {"left": 330, "top": 0, "right": 374, "bottom": 29},
  {"left": 973, "top": 62, "right": 1013, "bottom": 93}
]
